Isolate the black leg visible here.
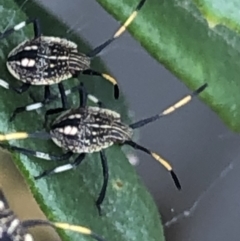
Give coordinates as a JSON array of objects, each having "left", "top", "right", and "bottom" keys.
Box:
[
  {"left": 58, "top": 83, "right": 68, "bottom": 109},
  {"left": 86, "top": 0, "right": 146, "bottom": 58},
  {"left": 9, "top": 86, "right": 52, "bottom": 122},
  {"left": 42, "top": 83, "right": 69, "bottom": 127},
  {"left": 0, "top": 79, "right": 31, "bottom": 94},
  {"left": 34, "top": 153, "right": 86, "bottom": 180},
  {"left": 79, "top": 82, "right": 87, "bottom": 108},
  {"left": 0, "top": 143, "right": 73, "bottom": 161},
  {"left": 44, "top": 108, "right": 67, "bottom": 128},
  {"left": 124, "top": 140, "right": 181, "bottom": 190},
  {"left": 79, "top": 83, "right": 104, "bottom": 108},
  {"left": 44, "top": 86, "right": 51, "bottom": 100},
  {"left": 0, "top": 18, "right": 41, "bottom": 39},
  {"left": 95, "top": 150, "right": 109, "bottom": 216},
  {"left": 82, "top": 69, "right": 119, "bottom": 99},
  {"left": 7, "top": 83, "right": 105, "bottom": 123}
]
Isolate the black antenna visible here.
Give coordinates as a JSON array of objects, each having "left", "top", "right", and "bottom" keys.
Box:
[
  {"left": 87, "top": 0, "right": 147, "bottom": 58},
  {"left": 130, "top": 83, "right": 208, "bottom": 129}
]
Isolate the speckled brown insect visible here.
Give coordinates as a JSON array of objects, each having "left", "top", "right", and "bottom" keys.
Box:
[
  {"left": 0, "top": 0, "right": 147, "bottom": 121},
  {"left": 0, "top": 83, "right": 207, "bottom": 214}
]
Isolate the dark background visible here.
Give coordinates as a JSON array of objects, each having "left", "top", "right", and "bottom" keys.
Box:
[{"left": 2, "top": 0, "right": 240, "bottom": 240}]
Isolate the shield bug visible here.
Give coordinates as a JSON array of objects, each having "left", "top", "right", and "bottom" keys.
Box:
[
  {"left": 0, "top": 83, "right": 208, "bottom": 214},
  {"left": 0, "top": 0, "right": 146, "bottom": 121}
]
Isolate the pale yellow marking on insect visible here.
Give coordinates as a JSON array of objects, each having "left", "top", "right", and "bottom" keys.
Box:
[
  {"left": 151, "top": 152, "right": 172, "bottom": 171},
  {"left": 0, "top": 132, "right": 29, "bottom": 141},
  {"left": 89, "top": 107, "right": 120, "bottom": 120},
  {"left": 53, "top": 222, "right": 92, "bottom": 235},
  {"left": 7, "top": 63, "right": 21, "bottom": 81},
  {"left": 42, "top": 36, "right": 77, "bottom": 49},
  {"left": 102, "top": 73, "right": 117, "bottom": 86},
  {"left": 162, "top": 96, "right": 192, "bottom": 115},
  {"left": 114, "top": 11, "right": 138, "bottom": 38}
]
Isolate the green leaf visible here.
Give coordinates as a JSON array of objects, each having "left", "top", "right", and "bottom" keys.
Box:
[
  {"left": 0, "top": 1, "right": 164, "bottom": 241},
  {"left": 97, "top": 0, "right": 240, "bottom": 132}
]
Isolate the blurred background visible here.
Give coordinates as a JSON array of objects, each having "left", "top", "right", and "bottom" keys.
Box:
[{"left": 1, "top": 0, "right": 240, "bottom": 241}]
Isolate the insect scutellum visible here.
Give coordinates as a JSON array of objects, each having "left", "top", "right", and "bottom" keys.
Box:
[{"left": 0, "top": 82, "right": 208, "bottom": 214}]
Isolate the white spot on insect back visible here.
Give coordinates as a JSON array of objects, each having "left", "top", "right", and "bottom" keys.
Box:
[
  {"left": 31, "top": 45, "right": 38, "bottom": 50},
  {"left": 68, "top": 114, "right": 81, "bottom": 119},
  {"left": 64, "top": 126, "right": 78, "bottom": 135},
  {"left": 21, "top": 58, "right": 29, "bottom": 67},
  {"left": 24, "top": 46, "right": 32, "bottom": 51},
  {"left": 21, "top": 58, "right": 35, "bottom": 67},
  {"left": 28, "top": 59, "right": 35, "bottom": 67}
]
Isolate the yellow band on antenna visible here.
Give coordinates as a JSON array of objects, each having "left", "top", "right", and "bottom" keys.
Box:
[
  {"left": 0, "top": 132, "right": 29, "bottom": 141},
  {"left": 102, "top": 73, "right": 117, "bottom": 86},
  {"left": 151, "top": 152, "right": 172, "bottom": 171},
  {"left": 53, "top": 222, "right": 92, "bottom": 235},
  {"left": 114, "top": 11, "right": 138, "bottom": 38},
  {"left": 162, "top": 95, "right": 192, "bottom": 115}
]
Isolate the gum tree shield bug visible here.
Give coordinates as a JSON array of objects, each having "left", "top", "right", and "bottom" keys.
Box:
[
  {"left": 0, "top": 189, "right": 107, "bottom": 241},
  {"left": 0, "top": 83, "right": 208, "bottom": 214},
  {"left": 0, "top": 0, "right": 147, "bottom": 121}
]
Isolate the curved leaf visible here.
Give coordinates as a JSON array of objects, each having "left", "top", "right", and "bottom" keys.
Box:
[
  {"left": 97, "top": 0, "right": 240, "bottom": 131},
  {"left": 0, "top": 1, "right": 164, "bottom": 241}
]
